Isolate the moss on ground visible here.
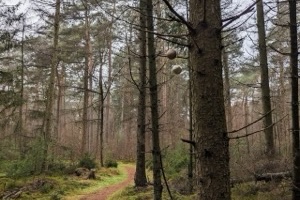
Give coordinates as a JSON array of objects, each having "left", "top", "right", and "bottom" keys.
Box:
[
  {"left": 110, "top": 180, "right": 291, "bottom": 200},
  {"left": 0, "top": 163, "right": 128, "bottom": 200}
]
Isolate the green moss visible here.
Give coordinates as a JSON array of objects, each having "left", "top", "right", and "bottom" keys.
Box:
[
  {"left": 109, "top": 185, "right": 197, "bottom": 200},
  {"left": 64, "top": 163, "right": 128, "bottom": 200},
  {"left": 109, "top": 186, "right": 153, "bottom": 200},
  {"left": 231, "top": 181, "right": 291, "bottom": 200},
  {"left": 0, "top": 163, "right": 130, "bottom": 200}
]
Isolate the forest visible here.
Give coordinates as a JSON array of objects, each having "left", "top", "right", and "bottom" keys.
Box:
[{"left": 0, "top": 0, "right": 299, "bottom": 199}]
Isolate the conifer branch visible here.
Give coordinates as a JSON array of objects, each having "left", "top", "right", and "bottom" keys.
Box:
[
  {"left": 161, "top": 0, "right": 194, "bottom": 32},
  {"left": 228, "top": 109, "right": 274, "bottom": 134},
  {"left": 222, "top": 1, "right": 258, "bottom": 28},
  {"left": 228, "top": 114, "right": 288, "bottom": 140}
]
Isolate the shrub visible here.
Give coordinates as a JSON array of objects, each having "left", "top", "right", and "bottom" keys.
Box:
[
  {"left": 50, "top": 193, "right": 62, "bottom": 200},
  {"left": 5, "top": 139, "right": 45, "bottom": 178},
  {"left": 50, "top": 190, "right": 64, "bottom": 200},
  {"left": 4, "top": 179, "right": 17, "bottom": 190},
  {"left": 78, "top": 153, "right": 96, "bottom": 170},
  {"left": 48, "top": 162, "right": 67, "bottom": 173},
  {"left": 163, "top": 144, "right": 189, "bottom": 177},
  {"left": 145, "top": 159, "right": 153, "bottom": 170},
  {"left": 40, "top": 182, "right": 54, "bottom": 194},
  {"left": 63, "top": 164, "right": 78, "bottom": 175},
  {"left": 104, "top": 159, "right": 118, "bottom": 168}
]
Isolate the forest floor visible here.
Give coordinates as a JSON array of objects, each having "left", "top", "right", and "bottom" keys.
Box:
[{"left": 78, "top": 165, "right": 135, "bottom": 200}]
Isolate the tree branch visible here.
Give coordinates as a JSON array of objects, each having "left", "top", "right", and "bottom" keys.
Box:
[
  {"left": 181, "top": 138, "right": 196, "bottom": 146},
  {"left": 228, "top": 109, "right": 274, "bottom": 134},
  {"left": 269, "top": 45, "right": 290, "bottom": 56},
  {"left": 157, "top": 35, "right": 189, "bottom": 47},
  {"left": 222, "top": 0, "right": 258, "bottom": 28},
  {"left": 161, "top": 0, "right": 194, "bottom": 32},
  {"left": 134, "top": 26, "right": 189, "bottom": 38},
  {"left": 228, "top": 114, "right": 287, "bottom": 140}
]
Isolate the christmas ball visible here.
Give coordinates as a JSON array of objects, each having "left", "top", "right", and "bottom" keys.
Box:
[
  {"left": 165, "top": 49, "right": 177, "bottom": 60},
  {"left": 172, "top": 65, "right": 182, "bottom": 74}
]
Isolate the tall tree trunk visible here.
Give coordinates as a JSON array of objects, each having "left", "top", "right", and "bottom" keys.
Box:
[
  {"left": 188, "top": 54, "right": 194, "bottom": 194},
  {"left": 222, "top": 50, "right": 233, "bottom": 132},
  {"left": 56, "top": 64, "right": 66, "bottom": 143},
  {"left": 146, "top": 0, "right": 162, "bottom": 199},
  {"left": 81, "top": 1, "right": 93, "bottom": 155},
  {"left": 256, "top": 0, "right": 274, "bottom": 156},
  {"left": 18, "top": 20, "right": 25, "bottom": 159},
  {"left": 135, "top": 0, "right": 147, "bottom": 187},
  {"left": 186, "top": 2, "right": 193, "bottom": 193},
  {"left": 97, "top": 63, "right": 104, "bottom": 167},
  {"left": 124, "top": 24, "right": 135, "bottom": 159},
  {"left": 18, "top": 19, "right": 25, "bottom": 159},
  {"left": 189, "top": 0, "right": 231, "bottom": 199},
  {"left": 289, "top": 0, "right": 300, "bottom": 198},
  {"left": 243, "top": 94, "right": 250, "bottom": 154},
  {"left": 105, "top": 1, "right": 116, "bottom": 143},
  {"left": 42, "top": 0, "right": 61, "bottom": 171}
]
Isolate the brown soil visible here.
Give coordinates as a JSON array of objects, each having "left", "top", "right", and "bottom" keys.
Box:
[{"left": 79, "top": 166, "right": 135, "bottom": 200}]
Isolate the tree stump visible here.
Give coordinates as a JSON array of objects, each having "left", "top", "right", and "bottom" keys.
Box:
[{"left": 88, "top": 169, "right": 96, "bottom": 179}]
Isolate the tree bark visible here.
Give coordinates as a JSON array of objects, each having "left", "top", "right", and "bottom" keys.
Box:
[
  {"left": 222, "top": 50, "right": 233, "bottom": 132},
  {"left": 188, "top": 53, "right": 194, "bottom": 194},
  {"left": 135, "top": 0, "right": 147, "bottom": 187},
  {"left": 42, "top": 0, "right": 61, "bottom": 171},
  {"left": 289, "top": 0, "right": 300, "bottom": 199},
  {"left": 97, "top": 63, "right": 104, "bottom": 167},
  {"left": 243, "top": 94, "right": 250, "bottom": 154},
  {"left": 18, "top": 19, "right": 25, "bottom": 159},
  {"left": 105, "top": 1, "right": 116, "bottom": 143},
  {"left": 81, "top": 1, "right": 93, "bottom": 155},
  {"left": 56, "top": 64, "right": 66, "bottom": 143},
  {"left": 146, "top": 0, "right": 162, "bottom": 199},
  {"left": 256, "top": 0, "right": 274, "bottom": 156},
  {"left": 189, "top": 0, "right": 231, "bottom": 199}
]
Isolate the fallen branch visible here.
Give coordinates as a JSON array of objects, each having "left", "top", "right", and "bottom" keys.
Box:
[{"left": 254, "top": 171, "right": 292, "bottom": 182}]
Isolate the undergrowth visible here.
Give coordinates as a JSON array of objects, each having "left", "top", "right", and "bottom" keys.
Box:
[
  {"left": 232, "top": 181, "right": 291, "bottom": 200},
  {"left": 0, "top": 162, "right": 126, "bottom": 200},
  {"left": 110, "top": 180, "right": 291, "bottom": 200}
]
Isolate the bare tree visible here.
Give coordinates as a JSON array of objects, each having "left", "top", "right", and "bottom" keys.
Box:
[
  {"left": 256, "top": 0, "right": 274, "bottom": 156},
  {"left": 134, "top": 0, "right": 147, "bottom": 187}
]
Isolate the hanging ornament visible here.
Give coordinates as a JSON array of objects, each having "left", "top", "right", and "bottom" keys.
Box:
[
  {"left": 165, "top": 49, "right": 177, "bottom": 60},
  {"left": 172, "top": 65, "right": 182, "bottom": 75}
]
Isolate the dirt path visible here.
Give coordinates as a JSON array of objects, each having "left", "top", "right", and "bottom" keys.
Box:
[{"left": 79, "top": 166, "right": 135, "bottom": 200}]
